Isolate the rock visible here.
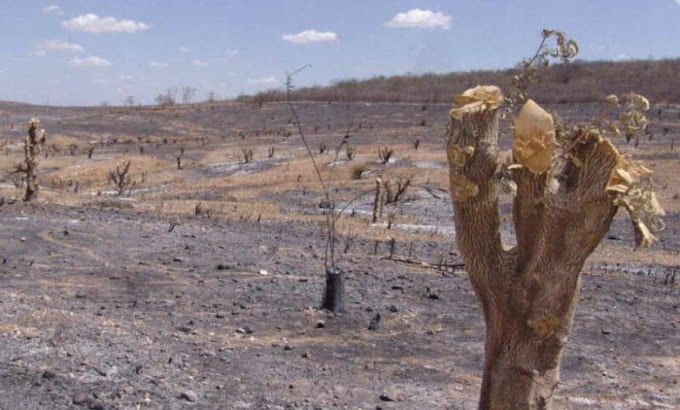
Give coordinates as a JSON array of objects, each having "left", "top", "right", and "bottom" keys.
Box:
[
  {"left": 258, "top": 269, "right": 269, "bottom": 275},
  {"left": 72, "top": 394, "right": 92, "bottom": 406},
  {"left": 426, "top": 287, "right": 440, "bottom": 300},
  {"left": 215, "top": 312, "right": 227, "bottom": 319},
  {"left": 368, "top": 313, "right": 381, "bottom": 331},
  {"left": 42, "top": 369, "right": 57, "bottom": 380},
  {"left": 216, "top": 263, "right": 237, "bottom": 270},
  {"left": 315, "top": 320, "right": 326, "bottom": 329},
  {"left": 89, "top": 402, "right": 106, "bottom": 410},
  {"left": 379, "top": 393, "right": 395, "bottom": 402},
  {"left": 173, "top": 256, "right": 185, "bottom": 263},
  {"left": 179, "top": 390, "right": 199, "bottom": 402},
  {"left": 601, "top": 328, "right": 612, "bottom": 335},
  {"left": 236, "top": 326, "right": 253, "bottom": 334}
]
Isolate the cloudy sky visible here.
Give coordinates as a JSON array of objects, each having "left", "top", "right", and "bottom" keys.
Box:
[{"left": 1, "top": 1, "right": 680, "bottom": 106}]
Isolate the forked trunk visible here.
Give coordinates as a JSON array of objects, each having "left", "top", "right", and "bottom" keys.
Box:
[
  {"left": 321, "top": 269, "right": 345, "bottom": 313},
  {"left": 446, "top": 86, "right": 622, "bottom": 409}
]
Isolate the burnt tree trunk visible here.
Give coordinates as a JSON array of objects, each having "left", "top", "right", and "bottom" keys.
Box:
[
  {"left": 321, "top": 269, "right": 345, "bottom": 313},
  {"left": 23, "top": 119, "right": 46, "bottom": 202},
  {"left": 446, "top": 86, "right": 621, "bottom": 409}
]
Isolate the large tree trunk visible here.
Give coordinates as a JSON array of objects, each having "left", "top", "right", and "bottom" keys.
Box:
[{"left": 446, "top": 86, "right": 621, "bottom": 409}]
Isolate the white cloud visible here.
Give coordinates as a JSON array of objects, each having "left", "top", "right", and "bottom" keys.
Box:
[
  {"left": 225, "top": 49, "right": 239, "bottom": 57},
  {"left": 192, "top": 59, "right": 208, "bottom": 67},
  {"left": 42, "top": 5, "right": 62, "bottom": 15},
  {"left": 62, "top": 13, "right": 149, "bottom": 33},
  {"left": 35, "top": 39, "right": 84, "bottom": 53},
  {"left": 179, "top": 46, "right": 192, "bottom": 53},
  {"left": 69, "top": 56, "right": 112, "bottom": 67},
  {"left": 149, "top": 61, "right": 168, "bottom": 68},
  {"left": 248, "top": 76, "right": 278, "bottom": 85},
  {"left": 282, "top": 29, "right": 337, "bottom": 44},
  {"left": 385, "top": 9, "right": 452, "bottom": 30},
  {"left": 675, "top": 0, "right": 680, "bottom": 6}
]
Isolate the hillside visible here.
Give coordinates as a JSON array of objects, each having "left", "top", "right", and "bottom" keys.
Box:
[{"left": 242, "top": 58, "right": 680, "bottom": 105}]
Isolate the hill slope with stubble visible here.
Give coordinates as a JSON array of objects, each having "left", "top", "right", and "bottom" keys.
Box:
[{"left": 241, "top": 58, "right": 680, "bottom": 105}]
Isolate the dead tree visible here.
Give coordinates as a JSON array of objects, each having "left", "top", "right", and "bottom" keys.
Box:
[
  {"left": 16, "top": 118, "right": 46, "bottom": 201},
  {"left": 108, "top": 160, "right": 132, "bottom": 195},
  {"left": 446, "top": 86, "right": 662, "bottom": 409},
  {"left": 378, "top": 146, "right": 393, "bottom": 164},
  {"left": 372, "top": 178, "right": 383, "bottom": 223},
  {"left": 382, "top": 176, "right": 412, "bottom": 204}
]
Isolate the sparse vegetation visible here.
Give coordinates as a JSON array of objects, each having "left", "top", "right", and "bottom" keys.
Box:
[
  {"left": 377, "top": 146, "right": 393, "bottom": 164},
  {"left": 382, "top": 176, "right": 412, "bottom": 204},
  {"left": 350, "top": 162, "right": 368, "bottom": 180},
  {"left": 345, "top": 144, "right": 357, "bottom": 160},
  {"left": 14, "top": 118, "right": 46, "bottom": 201},
  {"left": 246, "top": 58, "right": 680, "bottom": 104},
  {"left": 0, "top": 27, "right": 676, "bottom": 410},
  {"left": 108, "top": 160, "right": 132, "bottom": 195},
  {"left": 155, "top": 88, "right": 177, "bottom": 107}
]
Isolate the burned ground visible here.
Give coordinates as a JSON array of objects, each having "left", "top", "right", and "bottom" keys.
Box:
[{"left": 0, "top": 100, "right": 678, "bottom": 409}]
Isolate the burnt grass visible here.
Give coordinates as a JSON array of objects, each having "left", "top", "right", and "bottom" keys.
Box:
[{"left": 0, "top": 100, "right": 679, "bottom": 409}]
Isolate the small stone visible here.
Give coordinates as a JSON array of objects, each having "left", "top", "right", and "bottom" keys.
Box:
[
  {"left": 301, "top": 352, "right": 310, "bottom": 359},
  {"left": 179, "top": 390, "right": 199, "bottom": 402},
  {"left": 72, "top": 394, "right": 92, "bottom": 406},
  {"left": 173, "top": 256, "right": 184, "bottom": 263},
  {"left": 379, "top": 393, "right": 395, "bottom": 402},
  {"left": 215, "top": 312, "right": 227, "bottom": 319},
  {"left": 426, "top": 287, "right": 440, "bottom": 300},
  {"left": 315, "top": 320, "right": 326, "bottom": 329},
  {"left": 368, "top": 313, "right": 381, "bottom": 331},
  {"left": 236, "top": 326, "right": 253, "bottom": 335},
  {"left": 20, "top": 237, "right": 26, "bottom": 242},
  {"left": 258, "top": 269, "right": 269, "bottom": 275},
  {"left": 42, "top": 369, "right": 57, "bottom": 379},
  {"left": 601, "top": 328, "right": 612, "bottom": 335}
]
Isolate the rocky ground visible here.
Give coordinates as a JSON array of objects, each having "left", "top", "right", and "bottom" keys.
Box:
[{"left": 0, "top": 100, "right": 678, "bottom": 409}]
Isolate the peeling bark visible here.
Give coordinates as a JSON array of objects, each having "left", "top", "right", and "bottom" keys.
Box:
[
  {"left": 23, "top": 119, "right": 46, "bottom": 202},
  {"left": 447, "top": 88, "right": 621, "bottom": 409}
]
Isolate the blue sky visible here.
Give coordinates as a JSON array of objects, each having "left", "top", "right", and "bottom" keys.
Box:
[{"left": 1, "top": 1, "right": 680, "bottom": 106}]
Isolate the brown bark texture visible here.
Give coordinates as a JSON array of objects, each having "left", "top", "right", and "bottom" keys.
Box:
[
  {"left": 446, "top": 86, "right": 621, "bottom": 409},
  {"left": 22, "top": 119, "right": 46, "bottom": 202}
]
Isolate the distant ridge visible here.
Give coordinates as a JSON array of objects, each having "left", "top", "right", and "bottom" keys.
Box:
[{"left": 242, "top": 58, "right": 680, "bottom": 105}]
